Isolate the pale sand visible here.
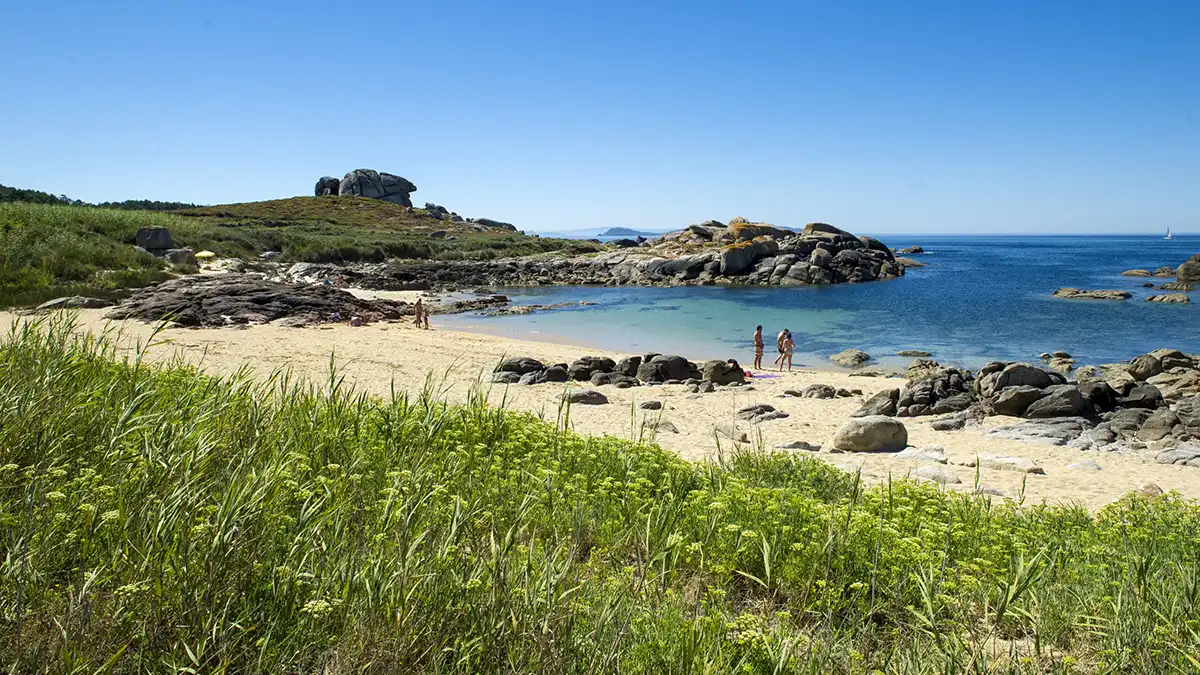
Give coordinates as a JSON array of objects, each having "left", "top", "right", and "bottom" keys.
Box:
[{"left": 6, "top": 309, "right": 1197, "bottom": 511}]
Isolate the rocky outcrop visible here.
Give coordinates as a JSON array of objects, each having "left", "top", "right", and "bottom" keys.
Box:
[
  {"left": 1052, "top": 288, "right": 1131, "bottom": 301},
  {"left": 336, "top": 169, "right": 417, "bottom": 207},
  {"left": 106, "top": 274, "right": 405, "bottom": 327},
  {"left": 1121, "top": 269, "right": 1151, "bottom": 277}
]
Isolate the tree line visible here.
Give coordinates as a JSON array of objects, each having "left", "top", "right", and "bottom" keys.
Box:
[{"left": 0, "top": 184, "right": 200, "bottom": 211}]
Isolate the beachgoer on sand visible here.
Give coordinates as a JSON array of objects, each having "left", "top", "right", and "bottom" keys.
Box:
[
  {"left": 781, "top": 331, "right": 795, "bottom": 371},
  {"left": 413, "top": 298, "right": 425, "bottom": 328},
  {"left": 775, "top": 329, "right": 788, "bottom": 367},
  {"left": 753, "top": 325, "right": 764, "bottom": 369}
]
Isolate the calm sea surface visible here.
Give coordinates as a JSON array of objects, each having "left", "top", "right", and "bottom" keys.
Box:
[{"left": 438, "top": 235, "right": 1200, "bottom": 370}]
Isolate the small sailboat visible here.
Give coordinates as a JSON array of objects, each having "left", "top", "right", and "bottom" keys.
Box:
[{"left": 1165, "top": 227, "right": 1173, "bottom": 240}]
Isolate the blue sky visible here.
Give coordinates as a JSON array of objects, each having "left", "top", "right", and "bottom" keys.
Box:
[{"left": 2, "top": 1, "right": 1198, "bottom": 235}]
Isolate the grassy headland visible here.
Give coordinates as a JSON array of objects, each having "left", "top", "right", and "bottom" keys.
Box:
[
  {"left": 0, "top": 316, "right": 1197, "bottom": 673},
  {"left": 0, "top": 197, "right": 601, "bottom": 307}
]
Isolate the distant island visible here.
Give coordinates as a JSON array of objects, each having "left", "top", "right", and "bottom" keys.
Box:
[{"left": 599, "top": 227, "right": 660, "bottom": 237}]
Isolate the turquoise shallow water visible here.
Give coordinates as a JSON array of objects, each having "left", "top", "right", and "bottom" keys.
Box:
[{"left": 438, "top": 235, "right": 1200, "bottom": 370}]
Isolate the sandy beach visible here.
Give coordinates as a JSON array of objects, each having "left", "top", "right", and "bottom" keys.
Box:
[{"left": 7, "top": 308, "right": 1197, "bottom": 510}]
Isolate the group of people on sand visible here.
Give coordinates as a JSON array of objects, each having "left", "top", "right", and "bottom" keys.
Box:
[
  {"left": 752, "top": 325, "right": 795, "bottom": 371},
  {"left": 412, "top": 298, "right": 431, "bottom": 330}
]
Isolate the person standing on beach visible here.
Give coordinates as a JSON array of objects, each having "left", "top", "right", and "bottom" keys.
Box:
[
  {"left": 753, "top": 325, "right": 764, "bottom": 369},
  {"left": 781, "top": 331, "right": 795, "bottom": 371},
  {"left": 774, "top": 329, "right": 788, "bottom": 367},
  {"left": 413, "top": 298, "right": 425, "bottom": 328}
]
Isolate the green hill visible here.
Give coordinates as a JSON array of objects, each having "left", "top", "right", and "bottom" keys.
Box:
[{"left": 0, "top": 197, "right": 600, "bottom": 307}]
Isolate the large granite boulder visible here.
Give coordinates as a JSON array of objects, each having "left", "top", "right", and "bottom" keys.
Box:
[
  {"left": 135, "top": 227, "right": 174, "bottom": 253},
  {"left": 832, "top": 416, "right": 908, "bottom": 452},
  {"left": 314, "top": 176, "right": 340, "bottom": 196},
  {"left": 637, "top": 354, "right": 699, "bottom": 383},
  {"left": 338, "top": 169, "right": 417, "bottom": 206},
  {"left": 701, "top": 360, "right": 746, "bottom": 385}
]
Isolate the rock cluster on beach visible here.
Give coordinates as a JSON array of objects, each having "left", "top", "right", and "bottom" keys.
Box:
[{"left": 491, "top": 353, "right": 751, "bottom": 397}]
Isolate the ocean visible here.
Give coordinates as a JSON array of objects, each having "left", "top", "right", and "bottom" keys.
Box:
[{"left": 438, "top": 235, "right": 1200, "bottom": 370}]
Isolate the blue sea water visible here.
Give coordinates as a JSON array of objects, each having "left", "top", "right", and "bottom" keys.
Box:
[{"left": 438, "top": 235, "right": 1200, "bottom": 370}]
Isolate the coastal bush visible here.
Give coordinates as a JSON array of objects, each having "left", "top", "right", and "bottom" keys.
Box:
[{"left": 1, "top": 316, "right": 1198, "bottom": 672}]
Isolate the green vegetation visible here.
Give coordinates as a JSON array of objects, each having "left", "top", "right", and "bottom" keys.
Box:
[
  {"left": 0, "top": 203, "right": 173, "bottom": 307},
  {"left": 2, "top": 317, "right": 1198, "bottom": 673},
  {"left": 0, "top": 198, "right": 601, "bottom": 307},
  {"left": 172, "top": 196, "right": 601, "bottom": 263}
]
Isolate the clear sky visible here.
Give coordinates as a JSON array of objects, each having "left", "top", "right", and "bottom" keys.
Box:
[{"left": 2, "top": 1, "right": 1198, "bottom": 235}]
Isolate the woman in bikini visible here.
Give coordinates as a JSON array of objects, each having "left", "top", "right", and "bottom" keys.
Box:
[{"left": 782, "top": 331, "right": 795, "bottom": 371}]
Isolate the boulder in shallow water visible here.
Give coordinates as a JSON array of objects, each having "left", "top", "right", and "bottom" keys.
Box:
[
  {"left": 831, "top": 349, "right": 871, "bottom": 368},
  {"left": 1147, "top": 294, "right": 1190, "bottom": 303},
  {"left": 1052, "top": 288, "right": 1131, "bottom": 301}
]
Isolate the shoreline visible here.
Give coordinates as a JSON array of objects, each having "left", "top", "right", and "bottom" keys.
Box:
[{"left": 6, "top": 308, "right": 1198, "bottom": 511}]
